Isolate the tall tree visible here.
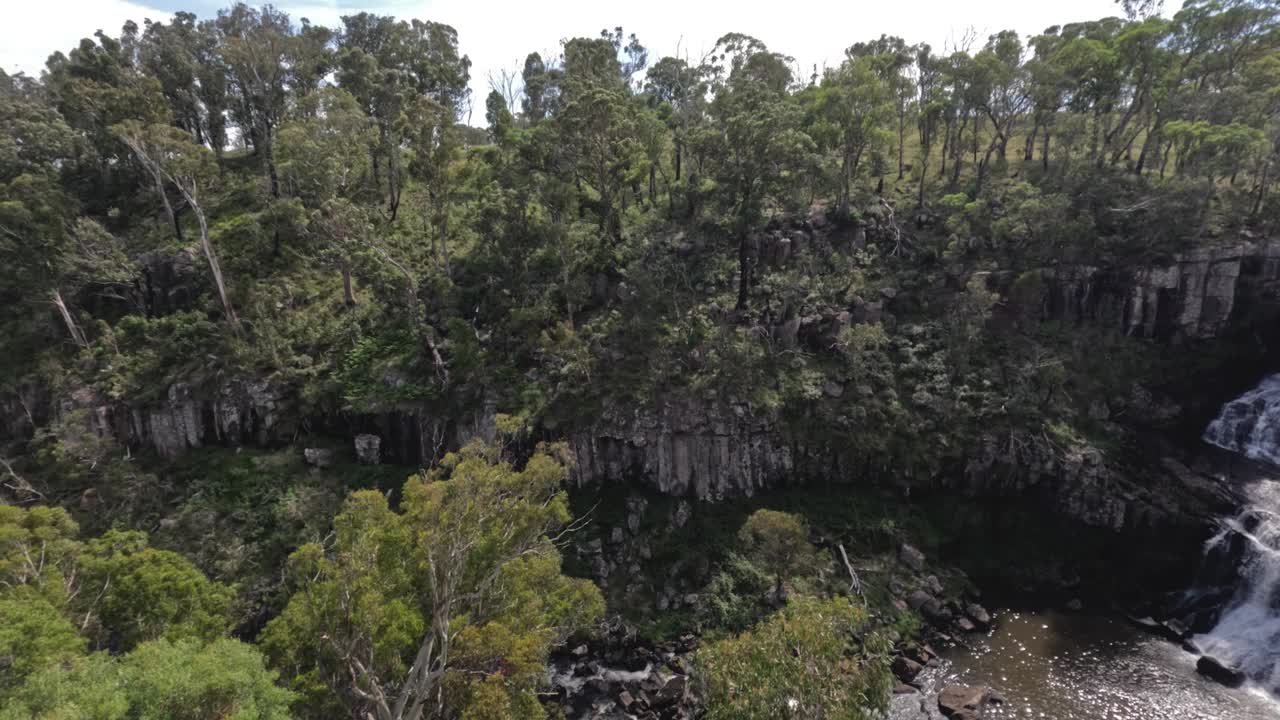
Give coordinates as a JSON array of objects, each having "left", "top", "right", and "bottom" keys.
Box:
[
  {"left": 277, "top": 87, "right": 377, "bottom": 306},
  {"left": 215, "top": 3, "right": 295, "bottom": 199},
  {"left": 811, "top": 56, "right": 895, "bottom": 213},
  {"left": 697, "top": 35, "right": 813, "bottom": 310},
  {"left": 337, "top": 14, "right": 470, "bottom": 221},
  {"left": 847, "top": 35, "right": 918, "bottom": 180},
  {"left": 262, "top": 444, "right": 602, "bottom": 720}
]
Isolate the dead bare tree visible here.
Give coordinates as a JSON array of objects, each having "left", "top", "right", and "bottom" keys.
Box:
[
  {"left": 116, "top": 123, "right": 239, "bottom": 328},
  {"left": 487, "top": 63, "right": 524, "bottom": 117}
]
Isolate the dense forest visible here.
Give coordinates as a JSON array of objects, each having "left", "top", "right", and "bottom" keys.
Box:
[{"left": 2, "top": 0, "right": 1280, "bottom": 717}]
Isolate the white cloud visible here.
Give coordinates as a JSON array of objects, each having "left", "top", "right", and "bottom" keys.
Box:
[
  {"left": 0, "top": 0, "right": 172, "bottom": 77},
  {"left": 3, "top": 0, "right": 1134, "bottom": 123}
]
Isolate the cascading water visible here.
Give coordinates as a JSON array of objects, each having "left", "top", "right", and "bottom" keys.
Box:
[
  {"left": 1197, "top": 373, "right": 1280, "bottom": 694},
  {"left": 1204, "top": 374, "right": 1280, "bottom": 465}
]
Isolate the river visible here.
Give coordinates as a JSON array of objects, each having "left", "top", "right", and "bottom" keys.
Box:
[
  {"left": 891, "top": 609, "right": 1280, "bottom": 719},
  {"left": 889, "top": 374, "right": 1280, "bottom": 719}
]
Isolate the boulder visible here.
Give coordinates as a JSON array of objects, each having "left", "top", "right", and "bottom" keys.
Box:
[
  {"left": 965, "top": 603, "right": 992, "bottom": 629},
  {"left": 938, "top": 684, "right": 1003, "bottom": 720},
  {"left": 899, "top": 543, "right": 926, "bottom": 572},
  {"left": 906, "top": 590, "right": 934, "bottom": 611},
  {"left": 1196, "top": 655, "right": 1246, "bottom": 687},
  {"left": 653, "top": 675, "right": 688, "bottom": 707},
  {"left": 303, "top": 448, "right": 334, "bottom": 468},
  {"left": 892, "top": 655, "right": 924, "bottom": 683},
  {"left": 925, "top": 575, "right": 944, "bottom": 595},
  {"left": 354, "top": 434, "right": 381, "bottom": 465}
]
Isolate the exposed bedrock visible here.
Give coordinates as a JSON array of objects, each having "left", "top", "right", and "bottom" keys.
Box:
[{"left": 991, "top": 239, "right": 1280, "bottom": 341}]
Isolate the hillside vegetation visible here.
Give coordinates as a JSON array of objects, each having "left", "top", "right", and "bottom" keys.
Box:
[{"left": 1, "top": 0, "right": 1279, "bottom": 717}]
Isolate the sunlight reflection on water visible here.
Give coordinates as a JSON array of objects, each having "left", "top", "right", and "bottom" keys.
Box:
[{"left": 893, "top": 610, "right": 1280, "bottom": 720}]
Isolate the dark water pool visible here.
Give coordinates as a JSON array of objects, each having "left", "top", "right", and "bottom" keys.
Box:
[{"left": 891, "top": 610, "right": 1280, "bottom": 720}]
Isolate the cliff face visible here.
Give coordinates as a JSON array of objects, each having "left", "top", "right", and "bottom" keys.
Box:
[
  {"left": 59, "top": 379, "right": 293, "bottom": 460},
  {"left": 570, "top": 398, "right": 791, "bottom": 500},
  {"left": 1013, "top": 240, "right": 1280, "bottom": 341},
  {"left": 570, "top": 239, "right": 1279, "bottom": 531}
]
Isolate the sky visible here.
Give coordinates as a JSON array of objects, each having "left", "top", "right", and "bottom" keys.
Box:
[{"left": 2, "top": 0, "right": 1136, "bottom": 124}]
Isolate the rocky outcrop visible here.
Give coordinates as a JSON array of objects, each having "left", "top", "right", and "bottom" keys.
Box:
[
  {"left": 571, "top": 398, "right": 792, "bottom": 500},
  {"left": 1000, "top": 239, "right": 1280, "bottom": 341},
  {"left": 137, "top": 248, "right": 202, "bottom": 317},
  {"left": 546, "top": 621, "right": 698, "bottom": 720},
  {"left": 958, "top": 432, "right": 1237, "bottom": 534},
  {"left": 354, "top": 434, "right": 381, "bottom": 465},
  {"left": 69, "top": 379, "right": 292, "bottom": 459}
]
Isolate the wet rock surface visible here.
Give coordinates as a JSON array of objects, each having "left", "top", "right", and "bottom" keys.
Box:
[
  {"left": 937, "top": 684, "right": 1003, "bottom": 720},
  {"left": 1196, "top": 655, "right": 1246, "bottom": 687},
  {"left": 545, "top": 621, "right": 698, "bottom": 720}
]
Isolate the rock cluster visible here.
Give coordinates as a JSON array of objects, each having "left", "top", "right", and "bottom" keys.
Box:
[
  {"left": 546, "top": 621, "right": 698, "bottom": 720},
  {"left": 574, "top": 496, "right": 706, "bottom": 613}
]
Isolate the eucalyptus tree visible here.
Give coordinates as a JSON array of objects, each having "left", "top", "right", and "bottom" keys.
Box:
[
  {"left": 262, "top": 445, "right": 602, "bottom": 720},
  {"left": 277, "top": 88, "right": 378, "bottom": 306},
  {"left": 337, "top": 13, "right": 471, "bottom": 221},
  {"left": 847, "top": 35, "right": 918, "bottom": 180},
  {"left": 971, "top": 30, "right": 1029, "bottom": 188},
  {"left": 646, "top": 55, "right": 709, "bottom": 204},
  {"left": 215, "top": 3, "right": 295, "bottom": 199},
  {"left": 915, "top": 44, "right": 945, "bottom": 204},
  {"left": 810, "top": 56, "right": 895, "bottom": 213},
  {"left": 557, "top": 36, "right": 638, "bottom": 242},
  {"left": 697, "top": 34, "right": 813, "bottom": 311}
]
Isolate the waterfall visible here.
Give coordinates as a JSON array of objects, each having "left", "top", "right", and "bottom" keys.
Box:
[
  {"left": 1204, "top": 374, "right": 1280, "bottom": 466},
  {"left": 1197, "top": 375, "right": 1280, "bottom": 693}
]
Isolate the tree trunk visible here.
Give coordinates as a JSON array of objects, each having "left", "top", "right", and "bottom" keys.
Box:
[
  {"left": 51, "top": 289, "right": 88, "bottom": 348},
  {"left": 341, "top": 264, "right": 356, "bottom": 307},
  {"left": 439, "top": 200, "right": 452, "bottom": 277},
  {"left": 838, "top": 152, "right": 851, "bottom": 216},
  {"left": 736, "top": 229, "right": 751, "bottom": 312},
  {"left": 142, "top": 157, "right": 182, "bottom": 244},
  {"left": 940, "top": 121, "right": 951, "bottom": 178},
  {"left": 1024, "top": 121, "right": 1040, "bottom": 162},
  {"left": 897, "top": 110, "right": 906, "bottom": 180},
  {"left": 917, "top": 144, "right": 931, "bottom": 207},
  {"left": 387, "top": 143, "right": 402, "bottom": 222},
  {"left": 182, "top": 185, "right": 238, "bottom": 327},
  {"left": 1252, "top": 160, "right": 1270, "bottom": 218}
]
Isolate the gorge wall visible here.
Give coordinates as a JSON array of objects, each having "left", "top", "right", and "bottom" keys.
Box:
[
  {"left": 7, "top": 238, "right": 1279, "bottom": 524},
  {"left": 569, "top": 238, "right": 1280, "bottom": 536},
  {"left": 1013, "top": 239, "right": 1280, "bottom": 341}
]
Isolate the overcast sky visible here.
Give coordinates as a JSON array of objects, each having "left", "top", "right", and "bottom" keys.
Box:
[{"left": 3, "top": 0, "right": 1136, "bottom": 124}]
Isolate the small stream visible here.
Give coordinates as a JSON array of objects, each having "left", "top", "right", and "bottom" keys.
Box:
[{"left": 890, "top": 610, "right": 1280, "bottom": 719}]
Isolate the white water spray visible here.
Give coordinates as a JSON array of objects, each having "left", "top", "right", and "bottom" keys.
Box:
[
  {"left": 1204, "top": 374, "right": 1280, "bottom": 465},
  {"left": 1199, "top": 375, "right": 1280, "bottom": 693}
]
